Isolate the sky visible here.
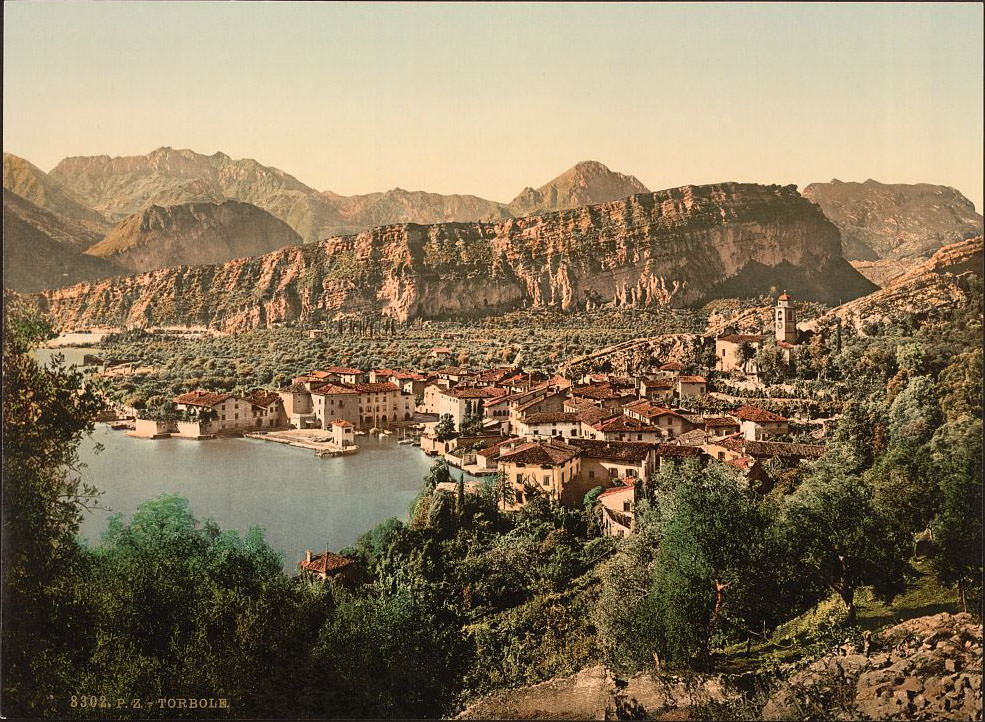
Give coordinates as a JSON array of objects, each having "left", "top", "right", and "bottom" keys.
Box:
[{"left": 3, "top": 2, "right": 983, "bottom": 208}]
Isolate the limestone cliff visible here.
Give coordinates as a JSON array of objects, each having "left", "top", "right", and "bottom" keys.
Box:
[
  {"left": 803, "top": 179, "right": 982, "bottom": 261},
  {"left": 38, "top": 182, "right": 875, "bottom": 331},
  {"left": 814, "top": 236, "right": 982, "bottom": 329},
  {"left": 85, "top": 200, "right": 302, "bottom": 273}
]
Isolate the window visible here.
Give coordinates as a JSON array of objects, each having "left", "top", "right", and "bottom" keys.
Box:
[
  {"left": 543, "top": 475, "right": 550, "bottom": 486},
  {"left": 589, "top": 470, "right": 595, "bottom": 479},
  {"left": 516, "top": 491, "right": 524, "bottom": 504},
  {"left": 609, "top": 468, "right": 618, "bottom": 478},
  {"left": 515, "top": 474, "right": 523, "bottom": 483},
  {"left": 623, "top": 501, "right": 631, "bottom": 512}
]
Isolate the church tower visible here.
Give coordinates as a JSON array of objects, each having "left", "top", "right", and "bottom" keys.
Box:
[{"left": 775, "top": 292, "right": 797, "bottom": 344}]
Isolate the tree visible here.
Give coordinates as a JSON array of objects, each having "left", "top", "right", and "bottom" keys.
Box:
[
  {"left": 755, "top": 340, "right": 787, "bottom": 386},
  {"left": 459, "top": 409, "right": 485, "bottom": 437},
  {"left": 2, "top": 299, "right": 104, "bottom": 715},
  {"left": 937, "top": 349, "right": 983, "bottom": 423},
  {"left": 867, "top": 439, "right": 938, "bottom": 537},
  {"left": 737, "top": 342, "right": 756, "bottom": 374},
  {"left": 930, "top": 417, "right": 983, "bottom": 612},
  {"left": 597, "top": 462, "right": 802, "bottom": 672},
  {"left": 647, "top": 464, "right": 788, "bottom": 667},
  {"left": 781, "top": 452, "right": 910, "bottom": 624},
  {"left": 888, "top": 375, "right": 942, "bottom": 446},
  {"left": 434, "top": 413, "right": 457, "bottom": 441}
]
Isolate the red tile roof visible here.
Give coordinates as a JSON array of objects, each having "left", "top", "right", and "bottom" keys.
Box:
[
  {"left": 593, "top": 416, "right": 660, "bottom": 433},
  {"left": 499, "top": 440, "right": 582, "bottom": 466},
  {"left": 476, "top": 437, "right": 523, "bottom": 458},
  {"left": 299, "top": 551, "right": 356, "bottom": 575},
  {"left": 248, "top": 390, "right": 281, "bottom": 407},
  {"left": 566, "top": 438, "right": 654, "bottom": 462},
  {"left": 659, "top": 362, "right": 684, "bottom": 372},
  {"left": 624, "top": 399, "right": 681, "bottom": 420},
  {"left": 678, "top": 375, "right": 707, "bottom": 384},
  {"left": 331, "top": 419, "right": 354, "bottom": 428},
  {"left": 598, "top": 481, "right": 636, "bottom": 498},
  {"left": 577, "top": 406, "right": 616, "bottom": 425},
  {"left": 353, "top": 382, "right": 401, "bottom": 393},
  {"left": 734, "top": 405, "right": 788, "bottom": 423},
  {"left": 703, "top": 416, "right": 740, "bottom": 428},
  {"left": 518, "top": 390, "right": 564, "bottom": 411},
  {"left": 311, "top": 383, "right": 358, "bottom": 396},
  {"left": 174, "top": 390, "right": 233, "bottom": 408},
  {"left": 644, "top": 378, "right": 675, "bottom": 389},
  {"left": 654, "top": 443, "right": 704, "bottom": 458}
]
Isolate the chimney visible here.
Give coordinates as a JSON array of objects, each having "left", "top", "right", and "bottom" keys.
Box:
[{"left": 305, "top": 549, "right": 312, "bottom": 563}]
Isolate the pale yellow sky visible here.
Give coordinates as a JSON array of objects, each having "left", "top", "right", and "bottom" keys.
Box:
[{"left": 3, "top": 2, "right": 983, "bottom": 208}]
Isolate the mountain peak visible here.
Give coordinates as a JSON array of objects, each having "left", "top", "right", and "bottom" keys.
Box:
[{"left": 508, "top": 161, "right": 649, "bottom": 216}]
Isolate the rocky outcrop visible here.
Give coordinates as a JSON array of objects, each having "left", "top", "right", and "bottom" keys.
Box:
[
  {"left": 3, "top": 152, "right": 111, "bottom": 232},
  {"left": 2, "top": 191, "right": 122, "bottom": 293},
  {"left": 558, "top": 334, "right": 704, "bottom": 377},
  {"left": 815, "top": 236, "right": 983, "bottom": 329},
  {"left": 803, "top": 179, "right": 982, "bottom": 261},
  {"left": 761, "top": 613, "right": 983, "bottom": 721},
  {"left": 85, "top": 200, "right": 302, "bottom": 273},
  {"left": 456, "top": 665, "right": 743, "bottom": 720},
  {"left": 4, "top": 189, "right": 102, "bottom": 252},
  {"left": 37, "top": 183, "right": 876, "bottom": 331},
  {"left": 508, "top": 161, "right": 650, "bottom": 217}
]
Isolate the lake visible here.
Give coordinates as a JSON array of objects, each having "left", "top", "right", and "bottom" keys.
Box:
[{"left": 77, "top": 428, "right": 435, "bottom": 571}]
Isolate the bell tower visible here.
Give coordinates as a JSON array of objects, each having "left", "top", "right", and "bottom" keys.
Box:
[{"left": 775, "top": 292, "right": 797, "bottom": 344}]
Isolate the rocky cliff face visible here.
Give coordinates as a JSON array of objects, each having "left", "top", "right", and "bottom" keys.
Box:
[
  {"left": 813, "top": 236, "right": 982, "bottom": 330},
  {"left": 38, "top": 182, "right": 875, "bottom": 332},
  {"left": 507, "top": 160, "right": 650, "bottom": 217},
  {"left": 803, "top": 179, "right": 982, "bottom": 261},
  {"left": 3, "top": 191, "right": 121, "bottom": 293},
  {"left": 3, "top": 153, "right": 111, "bottom": 232},
  {"left": 85, "top": 200, "right": 302, "bottom": 273}
]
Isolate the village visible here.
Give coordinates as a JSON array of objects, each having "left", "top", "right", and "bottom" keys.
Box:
[{"left": 111, "top": 292, "right": 835, "bottom": 572}]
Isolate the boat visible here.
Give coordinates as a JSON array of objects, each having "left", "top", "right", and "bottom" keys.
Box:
[
  {"left": 397, "top": 438, "right": 415, "bottom": 445},
  {"left": 381, "top": 429, "right": 393, "bottom": 436}
]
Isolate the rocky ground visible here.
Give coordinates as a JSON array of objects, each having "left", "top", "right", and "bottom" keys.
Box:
[
  {"left": 456, "top": 613, "right": 982, "bottom": 720},
  {"left": 762, "top": 612, "right": 983, "bottom": 720}
]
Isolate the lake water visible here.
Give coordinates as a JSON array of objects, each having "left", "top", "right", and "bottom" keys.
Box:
[
  {"left": 37, "top": 340, "right": 439, "bottom": 572},
  {"left": 77, "top": 429, "right": 435, "bottom": 571}
]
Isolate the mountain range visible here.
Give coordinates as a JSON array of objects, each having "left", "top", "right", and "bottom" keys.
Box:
[
  {"left": 37, "top": 182, "right": 877, "bottom": 332},
  {"left": 2, "top": 146, "right": 981, "bottom": 311},
  {"left": 3, "top": 150, "right": 654, "bottom": 291}
]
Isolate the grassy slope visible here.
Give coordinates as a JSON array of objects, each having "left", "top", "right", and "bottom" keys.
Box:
[{"left": 718, "top": 559, "right": 960, "bottom": 673}]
